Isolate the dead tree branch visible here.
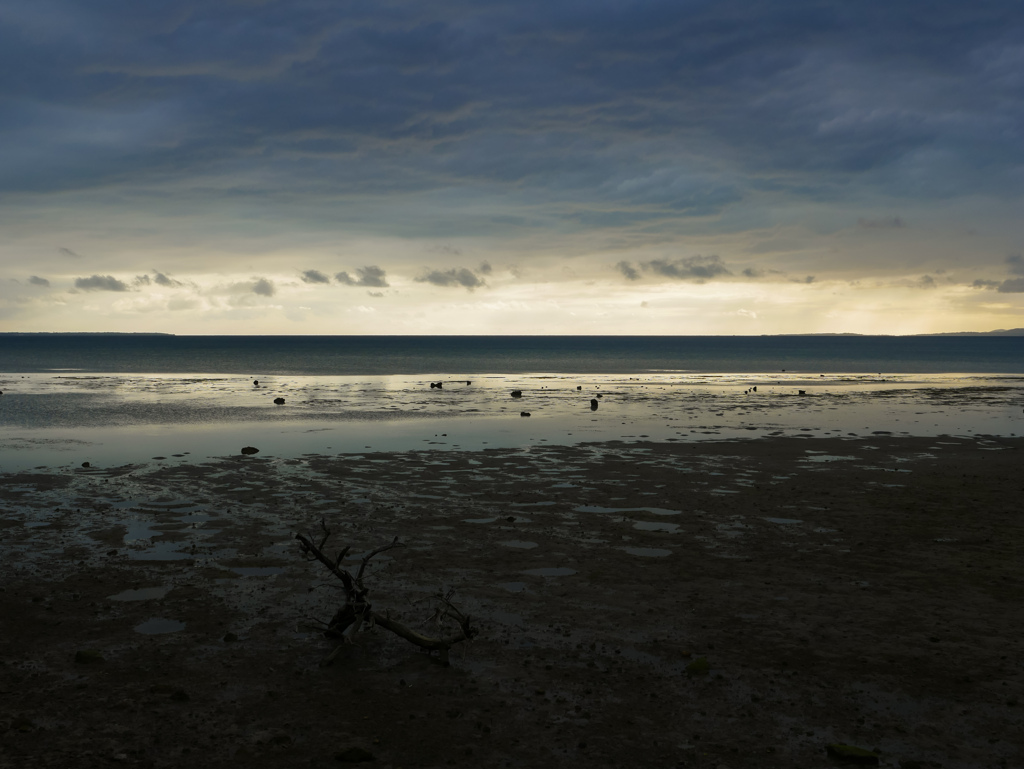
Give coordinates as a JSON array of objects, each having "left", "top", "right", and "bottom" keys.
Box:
[{"left": 296, "top": 524, "right": 477, "bottom": 666}]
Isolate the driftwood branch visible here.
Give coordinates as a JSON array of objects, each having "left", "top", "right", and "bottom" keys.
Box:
[{"left": 296, "top": 526, "right": 477, "bottom": 667}]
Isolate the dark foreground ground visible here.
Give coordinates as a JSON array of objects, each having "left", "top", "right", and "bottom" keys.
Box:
[{"left": 1, "top": 435, "right": 1021, "bottom": 768}]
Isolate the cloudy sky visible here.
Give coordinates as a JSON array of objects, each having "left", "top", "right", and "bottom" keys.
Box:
[{"left": 2, "top": 0, "right": 1023, "bottom": 334}]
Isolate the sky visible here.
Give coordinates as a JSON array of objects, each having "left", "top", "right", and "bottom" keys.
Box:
[{"left": 2, "top": 0, "right": 1023, "bottom": 335}]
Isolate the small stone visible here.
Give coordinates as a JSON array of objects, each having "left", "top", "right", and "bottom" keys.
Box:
[
  {"left": 240, "top": 446, "right": 259, "bottom": 455},
  {"left": 335, "top": 746, "right": 375, "bottom": 762},
  {"left": 273, "top": 397, "right": 285, "bottom": 405},
  {"left": 826, "top": 743, "right": 880, "bottom": 764},
  {"left": 520, "top": 411, "right": 531, "bottom": 417},
  {"left": 75, "top": 649, "right": 105, "bottom": 664},
  {"left": 510, "top": 390, "right": 522, "bottom": 398},
  {"left": 81, "top": 462, "right": 91, "bottom": 468}
]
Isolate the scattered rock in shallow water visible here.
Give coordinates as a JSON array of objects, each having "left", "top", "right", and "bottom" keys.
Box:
[
  {"left": 826, "top": 744, "right": 879, "bottom": 764},
  {"left": 241, "top": 446, "right": 259, "bottom": 455},
  {"left": 335, "top": 746, "right": 375, "bottom": 763},
  {"left": 520, "top": 411, "right": 531, "bottom": 417},
  {"left": 590, "top": 399, "right": 599, "bottom": 411},
  {"left": 75, "top": 649, "right": 105, "bottom": 664},
  {"left": 274, "top": 397, "right": 285, "bottom": 405},
  {"left": 510, "top": 390, "right": 522, "bottom": 398},
  {"left": 81, "top": 462, "right": 90, "bottom": 468}
]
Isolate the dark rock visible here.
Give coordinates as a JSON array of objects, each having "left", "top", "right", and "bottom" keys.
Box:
[
  {"left": 274, "top": 397, "right": 285, "bottom": 404},
  {"left": 75, "top": 649, "right": 105, "bottom": 664},
  {"left": 335, "top": 746, "right": 376, "bottom": 763},
  {"left": 798, "top": 390, "right": 806, "bottom": 396},
  {"left": 430, "top": 382, "right": 437, "bottom": 388},
  {"left": 466, "top": 380, "right": 472, "bottom": 385},
  {"left": 590, "top": 399, "right": 598, "bottom": 411},
  {"left": 253, "top": 380, "right": 259, "bottom": 386},
  {"left": 510, "top": 390, "right": 522, "bottom": 398},
  {"left": 825, "top": 744, "right": 879, "bottom": 764},
  {"left": 576, "top": 385, "right": 582, "bottom": 390},
  {"left": 241, "top": 446, "right": 259, "bottom": 455},
  {"left": 596, "top": 393, "right": 603, "bottom": 398},
  {"left": 520, "top": 411, "right": 531, "bottom": 417}
]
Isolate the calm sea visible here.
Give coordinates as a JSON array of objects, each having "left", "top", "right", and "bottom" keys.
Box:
[{"left": 2, "top": 334, "right": 1023, "bottom": 375}]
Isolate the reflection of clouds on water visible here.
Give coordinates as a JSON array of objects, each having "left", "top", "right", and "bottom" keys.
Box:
[{"left": 1, "top": 371, "right": 1022, "bottom": 471}]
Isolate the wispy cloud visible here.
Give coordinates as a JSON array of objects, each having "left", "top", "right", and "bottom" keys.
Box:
[
  {"left": 643, "top": 255, "right": 732, "bottom": 282},
  {"left": 74, "top": 275, "right": 130, "bottom": 292},
  {"left": 336, "top": 266, "right": 389, "bottom": 288},
  {"left": 301, "top": 269, "right": 331, "bottom": 284},
  {"left": 28, "top": 275, "right": 50, "bottom": 287},
  {"left": 416, "top": 267, "right": 487, "bottom": 289}
]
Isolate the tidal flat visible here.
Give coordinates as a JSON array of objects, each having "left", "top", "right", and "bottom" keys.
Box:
[{"left": 1, "top": 435, "right": 1021, "bottom": 768}]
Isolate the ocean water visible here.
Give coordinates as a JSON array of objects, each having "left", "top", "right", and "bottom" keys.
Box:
[
  {"left": 1, "top": 335, "right": 1022, "bottom": 471},
  {"left": 3, "top": 333, "right": 1024, "bottom": 374}
]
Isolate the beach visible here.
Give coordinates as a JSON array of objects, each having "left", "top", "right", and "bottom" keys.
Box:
[{"left": 1, "top": 431, "right": 1021, "bottom": 768}]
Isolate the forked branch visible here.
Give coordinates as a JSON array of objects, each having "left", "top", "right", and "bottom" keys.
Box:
[{"left": 296, "top": 524, "right": 477, "bottom": 666}]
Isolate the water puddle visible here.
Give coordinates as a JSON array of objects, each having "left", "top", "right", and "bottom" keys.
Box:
[
  {"left": 573, "top": 505, "right": 681, "bottom": 516},
  {"left": 622, "top": 547, "right": 672, "bottom": 557},
  {"left": 521, "top": 567, "right": 576, "bottom": 577},
  {"left": 498, "top": 582, "right": 527, "bottom": 593},
  {"left": 632, "top": 521, "right": 680, "bottom": 532},
  {"left": 108, "top": 586, "right": 172, "bottom": 601},
  {"left": 134, "top": 617, "right": 185, "bottom": 635},
  {"left": 463, "top": 517, "right": 497, "bottom": 524},
  {"left": 500, "top": 540, "right": 538, "bottom": 549},
  {"left": 764, "top": 517, "right": 803, "bottom": 525}
]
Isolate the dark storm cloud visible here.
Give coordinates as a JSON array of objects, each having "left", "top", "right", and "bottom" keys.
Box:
[
  {"left": 616, "top": 261, "right": 640, "bottom": 281},
  {"left": 996, "top": 278, "right": 1024, "bottom": 293},
  {"left": 2, "top": 0, "right": 1021, "bottom": 217},
  {"left": 643, "top": 255, "right": 732, "bottom": 282},
  {"left": 252, "top": 278, "right": 275, "bottom": 297},
  {"left": 335, "top": 266, "right": 389, "bottom": 288},
  {"left": 415, "top": 267, "right": 486, "bottom": 289},
  {"left": 28, "top": 275, "right": 50, "bottom": 287},
  {"left": 75, "top": 275, "right": 130, "bottom": 291},
  {"left": 301, "top": 269, "right": 331, "bottom": 284},
  {"left": 153, "top": 271, "right": 184, "bottom": 287}
]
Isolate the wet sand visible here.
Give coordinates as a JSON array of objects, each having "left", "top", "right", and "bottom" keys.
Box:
[{"left": 1, "top": 434, "right": 1021, "bottom": 768}]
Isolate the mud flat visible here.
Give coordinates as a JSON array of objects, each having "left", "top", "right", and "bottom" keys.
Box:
[{"left": 1, "top": 435, "right": 1021, "bottom": 768}]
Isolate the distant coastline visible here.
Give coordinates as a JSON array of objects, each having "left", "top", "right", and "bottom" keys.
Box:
[{"left": 2, "top": 329, "right": 1023, "bottom": 337}]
